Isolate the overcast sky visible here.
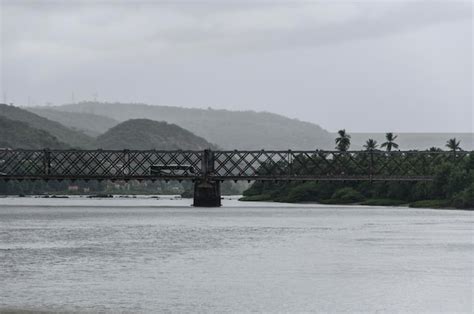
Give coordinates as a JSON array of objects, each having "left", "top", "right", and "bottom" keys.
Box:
[{"left": 1, "top": 0, "right": 472, "bottom": 132}]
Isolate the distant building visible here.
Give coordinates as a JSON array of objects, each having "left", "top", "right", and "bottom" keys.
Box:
[{"left": 68, "top": 185, "right": 79, "bottom": 192}]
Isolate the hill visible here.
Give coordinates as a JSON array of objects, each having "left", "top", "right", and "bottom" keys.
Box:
[
  {"left": 26, "top": 107, "right": 119, "bottom": 137},
  {"left": 0, "top": 104, "right": 95, "bottom": 148},
  {"left": 0, "top": 116, "right": 68, "bottom": 149},
  {"left": 50, "top": 102, "right": 334, "bottom": 149},
  {"left": 96, "top": 119, "right": 216, "bottom": 150},
  {"left": 348, "top": 133, "right": 473, "bottom": 151}
]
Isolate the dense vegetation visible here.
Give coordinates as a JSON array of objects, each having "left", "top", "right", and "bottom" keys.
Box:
[
  {"left": 242, "top": 132, "right": 473, "bottom": 209},
  {"left": 49, "top": 101, "right": 334, "bottom": 149},
  {"left": 0, "top": 116, "right": 68, "bottom": 149},
  {"left": 0, "top": 103, "right": 95, "bottom": 148},
  {"left": 96, "top": 119, "right": 216, "bottom": 150}
]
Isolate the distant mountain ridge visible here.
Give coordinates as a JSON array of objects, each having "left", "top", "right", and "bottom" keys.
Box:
[
  {"left": 0, "top": 103, "right": 95, "bottom": 148},
  {"left": 12, "top": 102, "right": 473, "bottom": 151},
  {"left": 45, "top": 102, "right": 334, "bottom": 149},
  {"left": 0, "top": 104, "right": 217, "bottom": 151},
  {"left": 96, "top": 119, "right": 216, "bottom": 150},
  {"left": 26, "top": 107, "right": 119, "bottom": 137}
]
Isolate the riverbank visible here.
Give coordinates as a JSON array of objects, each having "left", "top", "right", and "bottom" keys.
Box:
[
  {"left": 239, "top": 195, "right": 472, "bottom": 210},
  {"left": 0, "top": 194, "right": 470, "bottom": 210}
]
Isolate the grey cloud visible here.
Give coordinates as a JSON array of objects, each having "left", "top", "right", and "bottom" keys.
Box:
[
  {"left": 3, "top": 1, "right": 471, "bottom": 55},
  {"left": 1, "top": 0, "right": 472, "bottom": 132}
]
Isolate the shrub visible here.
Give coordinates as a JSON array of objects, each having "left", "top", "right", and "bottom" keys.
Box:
[
  {"left": 409, "top": 200, "right": 451, "bottom": 209},
  {"left": 282, "top": 182, "right": 320, "bottom": 203},
  {"left": 452, "top": 184, "right": 474, "bottom": 209},
  {"left": 331, "top": 187, "right": 364, "bottom": 203},
  {"left": 361, "top": 199, "right": 407, "bottom": 206}
]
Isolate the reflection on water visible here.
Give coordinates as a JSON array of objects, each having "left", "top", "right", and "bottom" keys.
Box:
[{"left": 0, "top": 197, "right": 472, "bottom": 312}]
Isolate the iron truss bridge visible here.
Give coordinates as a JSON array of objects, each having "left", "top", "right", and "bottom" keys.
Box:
[{"left": 0, "top": 149, "right": 470, "bottom": 182}]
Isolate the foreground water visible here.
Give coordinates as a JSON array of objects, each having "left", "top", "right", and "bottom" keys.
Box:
[{"left": 0, "top": 196, "right": 472, "bottom": 313}]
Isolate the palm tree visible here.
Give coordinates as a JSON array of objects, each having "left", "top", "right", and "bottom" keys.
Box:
[
  {"left": 381, "top": 132, "right": 399, "bottom": 152},
  {"left": 445, "top": 138, "right": 461, "bottom": 152},
  {"left": 363, "top": 139, "right": 378, "bottom": 151},
  {"left": 335, "top": 129, "right": 351, "bottom": 151}
]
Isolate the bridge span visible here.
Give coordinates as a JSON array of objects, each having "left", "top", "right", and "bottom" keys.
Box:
[{"left": 0, "top": 149, "right": 469, "bottom": 206}]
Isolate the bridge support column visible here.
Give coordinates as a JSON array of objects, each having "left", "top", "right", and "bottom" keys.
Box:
[{"left": 193, "top": 180, "right": 221, "bottom": 207}]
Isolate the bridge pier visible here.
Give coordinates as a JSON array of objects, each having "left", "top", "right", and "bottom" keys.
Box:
[{"left": 193, "top": 180, "right": 221, "bottom": 207}]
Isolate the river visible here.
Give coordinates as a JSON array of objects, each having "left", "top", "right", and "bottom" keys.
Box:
[{"left": 0, "top": 196, "right": 472, "bottom": 312}]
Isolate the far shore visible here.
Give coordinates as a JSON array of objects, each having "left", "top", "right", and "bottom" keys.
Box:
[
  {"left": 239, "top": 196, "right": 473, "bottom": 211},
  {"left": 0, "top": 194, "right": 472, "bottom": 211}
]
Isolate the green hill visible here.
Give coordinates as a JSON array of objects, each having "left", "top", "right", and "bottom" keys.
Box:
[
  {"left": 0, "top": 103, "right": 95, "bottom": 148},
  {"left": 51, "top": 102, "right": 334, "bottom": 149},
  {"left": 0, "top": 116, "right": 68, "bottom": 149},
  {"left": 96, "top": 119, "right": 216, "bottom": 150},
  {"left": 26, "top": 107, "right": 120, "bottom": 136}
]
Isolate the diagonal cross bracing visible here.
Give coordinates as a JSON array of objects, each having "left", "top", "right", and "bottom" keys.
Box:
[{"left": 0, "top": 149, "right": 469, "bottom": 182}]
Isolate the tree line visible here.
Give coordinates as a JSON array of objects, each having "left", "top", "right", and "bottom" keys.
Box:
[
  {"left": 242, "top": 132, "right": 473, "bottom": 209},
  {"left": 335, "top": 129, "right": 462, "bottom": 152}
]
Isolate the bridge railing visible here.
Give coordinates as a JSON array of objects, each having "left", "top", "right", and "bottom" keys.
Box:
[
  {"left": 0, "top": 149, "right": 203, "bottom": 180},
  {"left": 211, "top": 150, "right": 469, "bottom": 181},
  {"left": 0, "top": 149, "right": 470, "bottom": 181}
]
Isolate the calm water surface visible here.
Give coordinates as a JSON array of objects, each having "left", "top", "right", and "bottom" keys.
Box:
[{"left": 0, "top": 196, "right": 472, "bottom": 313}]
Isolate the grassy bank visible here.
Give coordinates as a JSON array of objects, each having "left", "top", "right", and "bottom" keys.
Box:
[
  {"left": 239, "top": 194, "right": 274, "bottom": 202},
  {"left": 360, "top": 198, "right": 407, "bottom": 206},
  {"left": 240, "top": 195, "right": 472, "bottom": 210},
  {"left": 240, "top": 196, "right": 408, "bottom": 207},
  {"left": 408, "top": 200, "right": 453, "bottom": 209}
]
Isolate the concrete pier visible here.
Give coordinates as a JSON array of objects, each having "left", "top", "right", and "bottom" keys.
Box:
[{"left": 193, "top": 180, "right": 221, "bottom": 207}]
